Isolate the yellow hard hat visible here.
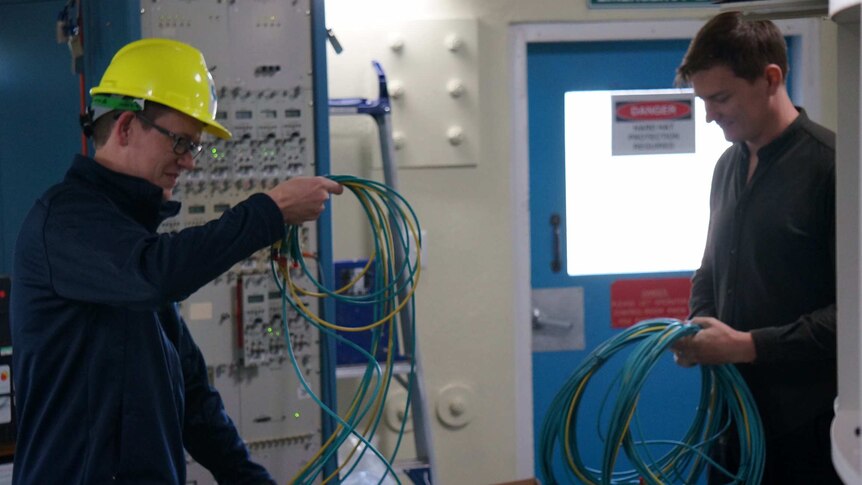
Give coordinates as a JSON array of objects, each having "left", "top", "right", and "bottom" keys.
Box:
[{"left": 90, "top": 38, "right": 231, "bottom": 140}]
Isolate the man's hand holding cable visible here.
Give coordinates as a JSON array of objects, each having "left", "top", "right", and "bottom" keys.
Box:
[
  {"left": 266, "top": 176, "right": 344, "bottom": 224},
  {"left": 672, "top": 316, "right": 757, "bottom": 367}
]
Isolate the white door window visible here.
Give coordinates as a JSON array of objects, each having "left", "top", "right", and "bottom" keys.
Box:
[{"left": 564, "top": 88, "right": 731, "bottom": 276}]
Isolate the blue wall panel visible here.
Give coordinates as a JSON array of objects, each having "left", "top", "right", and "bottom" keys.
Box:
[
  {"left": 0, "top": 1, "right": 139, "bottom": 275},
  {"left": 0, "top": 0, "right": 82, "bottom": 274}
]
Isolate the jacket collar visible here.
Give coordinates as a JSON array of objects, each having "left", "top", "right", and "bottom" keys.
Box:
[{"left": 66, "top": 154, "right": 181, "bottom": 232}]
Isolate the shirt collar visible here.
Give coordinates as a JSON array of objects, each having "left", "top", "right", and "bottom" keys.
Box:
[{"left": 755, "top": 107, "right": 808, "bottom": 161}]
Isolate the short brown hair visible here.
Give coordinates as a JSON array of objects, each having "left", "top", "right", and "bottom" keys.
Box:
[
  {"left": 91, "top": 101, "right": 173, "bottom": 149},
  {"left": 676, "top": 11, "right": 788, "bottom": 86}
]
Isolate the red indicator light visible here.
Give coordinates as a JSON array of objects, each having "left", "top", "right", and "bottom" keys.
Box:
[{"left": 0, "top": 290, "right": 6, "bottom": 299}]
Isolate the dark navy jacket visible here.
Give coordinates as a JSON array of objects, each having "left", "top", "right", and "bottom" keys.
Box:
[{"left": 11, "top": 155, "right": 283, "bottom": 484}]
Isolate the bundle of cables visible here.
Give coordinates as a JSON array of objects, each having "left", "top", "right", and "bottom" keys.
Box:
[
  {"left": 270, "top": 174, "right": 422, "bottom": 485},
  {"left": 539, "top": 319, "right": 764, "bottom": 485}
]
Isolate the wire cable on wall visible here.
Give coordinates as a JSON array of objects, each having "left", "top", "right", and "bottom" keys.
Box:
[
  {"left": 56, "top": 0, "right": 88, "bottom": 155},
  {"left": 539, "top": 318, "right": 764, "bottom": 485},
  {"left": 270, "top": 174, "right": 422, "bottom": 485}
]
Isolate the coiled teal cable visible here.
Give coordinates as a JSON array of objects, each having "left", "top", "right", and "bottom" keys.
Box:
[
  {"left": 539, "top": 318, "right": 764, "bottom": 485},
  {"left": 270, "top": 175, "right": 422, "bottom": 484}
]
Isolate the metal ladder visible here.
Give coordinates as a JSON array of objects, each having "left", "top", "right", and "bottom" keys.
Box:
[{"left": 329, "top": 60, "right": 436, "bottom": 485}]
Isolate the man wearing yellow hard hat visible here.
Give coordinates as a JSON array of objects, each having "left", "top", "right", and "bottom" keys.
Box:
[{"left": 10, "top": 38, "right": 342, "bottom": 484}]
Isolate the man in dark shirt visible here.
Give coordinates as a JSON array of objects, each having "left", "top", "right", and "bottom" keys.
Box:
[
  {"left": 11, "top": 38, "right": 342, "bottom": 483},
  {"left": 672, "top": 12, "right": 838, "bottom": 484}
]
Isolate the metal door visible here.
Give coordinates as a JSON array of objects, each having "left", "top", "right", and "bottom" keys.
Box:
[{"left": 526, "top": 33, "right": 800, "bottom": 482}]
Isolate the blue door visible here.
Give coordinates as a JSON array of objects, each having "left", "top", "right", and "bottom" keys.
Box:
[{"left": 528, "top": 35, "right": 800, "bottom": 483}]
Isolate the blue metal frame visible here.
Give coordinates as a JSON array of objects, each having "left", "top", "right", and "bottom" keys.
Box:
[
  {"left": 329, "top": 60, "right": 392, "bottom": 118},
  {"left": 310, "top": 0, "right": 339, "bottom": 481}
]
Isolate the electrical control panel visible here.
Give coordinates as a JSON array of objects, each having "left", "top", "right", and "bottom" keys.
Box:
[
  {"left": 140, "top": 1, "right": 321, "bottom": 482},
  {"left": 0, "top": 277, "right": 13, "bottom": 463}
]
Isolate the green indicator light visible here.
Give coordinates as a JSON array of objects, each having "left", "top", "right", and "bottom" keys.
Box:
[
  {"left": 267, "top": 327, "right": 273, "bottom": 333},
  {"left": 294, "top": 412, "right": 300, "bottom": 419},
  {"left": 211, "top": 147, "right": 217, "bottom": 153}
]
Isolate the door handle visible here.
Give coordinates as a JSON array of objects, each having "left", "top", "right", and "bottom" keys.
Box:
[
  {"left": 550, "top": 213, "right": 562, "bottom": 273},
  {"left": 532, "top": 307, "right": 573, "bottom": 331}
]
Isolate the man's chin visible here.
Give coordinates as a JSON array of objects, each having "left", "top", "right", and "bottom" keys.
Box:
[{"left": 722, "top": 131, "right": 740, "bottom": 143}]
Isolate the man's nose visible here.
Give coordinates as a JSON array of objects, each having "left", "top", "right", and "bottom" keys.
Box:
[
  {"left": 178, "top": 152, "right": 196, "bottom": 170},
  {"left": 704, "top": 102, "right": 717, "bottom": 123}
]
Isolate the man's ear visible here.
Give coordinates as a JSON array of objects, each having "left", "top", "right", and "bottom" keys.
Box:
[
  {"left": 763, "top": 64, "right": 785, "bottom": 93},
  {"left": 113, "top": 111, "right": 137, "bottom": 147}
]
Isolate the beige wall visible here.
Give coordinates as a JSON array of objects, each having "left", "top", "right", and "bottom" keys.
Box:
[{"left": 324, "top": 1, "right": 837, "bottom": 483}]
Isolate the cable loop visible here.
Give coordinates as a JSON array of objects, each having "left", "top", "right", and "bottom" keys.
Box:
[
  {"left": 539, "top": 318, "right": 764, "bottom": 485},
  {"left": 273, "top": 175, "right": 422, "bottom": 485}
]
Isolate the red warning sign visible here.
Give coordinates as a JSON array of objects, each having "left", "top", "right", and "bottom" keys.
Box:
[
  {"left": 615, "top": 101, "right": 692, "bottom": 121},
  {"left": 610, "top": 277, "right": 691, "bottom": 328}
]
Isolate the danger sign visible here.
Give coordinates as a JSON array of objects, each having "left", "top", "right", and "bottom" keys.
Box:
[
  {"left": 610, "top": 277, "right": 692, "bottom": 328},
  {"left": 611, "top": 93, "right": 695, "bottom": 156},
  {"left": 616, "top": 101, "right": 692, "bottom": 121}
]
